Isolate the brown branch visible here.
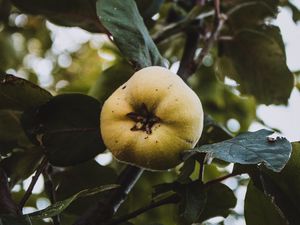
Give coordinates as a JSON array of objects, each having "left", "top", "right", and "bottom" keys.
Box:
[
  {"left": 107, "top": 194, "right": 180, "bottom": 225},
  {"left": 194, "top": 0, "right": 227, "bottom": 69},
  {"left": 43, "top": 165, "right": 60, "bottom": 225},
  {"left": 19, "top": 157, "right": 48, "bottom": 209}
]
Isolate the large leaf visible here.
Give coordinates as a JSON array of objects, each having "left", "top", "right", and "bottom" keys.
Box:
[
  {"left": 251, "top": 142, "right": 300, "bottom": 225},
  {"left": 10, "top": 0, "right": 103, "bottom": 33},
  {"left": 0, "top": 110, "right": 31, "bottom": 155},
  {"left": 0, "top": 215, "right": 32, "bottom": 225},
  {"left": 0, "top": 148, "right": 43, "bottom": 187},
  {"left": 88, "top": 62, "right": 134, "bottom": 104},
  {"left": 0, "top": 73, "right": 52, "bottom": 111},
  {"left": 178, "top": 181, "right": 207, "bottom": 223},
  {"left": 27, "top": 184, "right": 119, "bottom": 219},
  {"left": 96, "top": 0, "right": 164, "bottom": 69},
  {"left": 21, "top": 94, "right": 105, "bottom": 166},
  {"left": 53, "top": 160, "right": 117, "bottom": 214},
  {"left": 244, "top": 181, "right": 287, "bottom": 225},
  {"left": 220, "top": 26, "right": 294, "bottom": 105},
  {"left": 197, "top": 183, "right": 237, "bottom": 222},
  {"left": 190, "top": 129, "right": 292, "bottom": 172}
]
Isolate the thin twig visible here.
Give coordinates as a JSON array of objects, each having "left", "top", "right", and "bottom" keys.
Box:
[
  {"left": 204, "top": 172, "right": 241, "bottom": 187},
  {"left": 43, "top": 165, "right": 61, "bottom": 225},
  {"left": 194, "top": 0, "right": 227, "bottom": 69},
  {"left": 107, "top": 194, "right": 180, "bottom": 225},
  {"left": 19, "top": 157, "right": 48, "bottom": 209}
]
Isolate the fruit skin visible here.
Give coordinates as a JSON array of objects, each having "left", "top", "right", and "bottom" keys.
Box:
[{"left": 100, "top": 66, "right": 203, "bottom": 170}]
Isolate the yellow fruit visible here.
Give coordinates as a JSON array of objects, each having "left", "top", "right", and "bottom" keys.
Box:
[{"left": 100, "top": 66, "right": 204, "bottom": 170}]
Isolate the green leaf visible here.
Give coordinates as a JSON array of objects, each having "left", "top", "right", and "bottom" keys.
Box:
[
  {"left": 0, "top": 73, "right": 52, "bottom": 111},
  {"left": 252, "top": 142, "right": 300, "bottom": 225},
  {"left": 53, "top": 160, "right": 117, "bottom": 214},
  {"left": 0, "top": 148, "right": 43, "bottom": 186},
  {"left": 220, "top": 26, "right": 294, "bottom": 105},
  {"left": 0, "top": 215, "right": 32, "bottom": 225},
  {"left": 190, "top": 129, "right": 292, "bottom": 172},
  {"left": 226, "top": 0, "right": 278, "bottom": 29},
  {"left": 244, "top": 181, "right": 287, "bottom": 225},
  {"left": 10, "top": 0, "right": 103, "bottom": 32},
  {"left": 178, "top": 181, "right": 207, "bottom": 223},
  {"left": 0, "top": 110, "right": 31, "bottom": 155},
  {"left": 96, "top": 0, "right": 164, "bottom": 69},
  {"left": 197, "top": 183, "right": 236, "bottom": 222},
  {"left": 27, "top": 184, "right": 119, "bottom": 219},
  {"left": 88, "top": 62, "right": 134, "bottom": 104},
  {"left": 21, "top": 94, "right": 105, "bottom": 166}
]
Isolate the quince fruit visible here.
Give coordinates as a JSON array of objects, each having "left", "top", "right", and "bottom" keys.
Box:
[{"left": 100, "top": 66, "right": 203, "bottom": 170}]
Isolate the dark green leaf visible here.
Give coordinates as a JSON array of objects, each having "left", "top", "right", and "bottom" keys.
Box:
[
  {"left": 135, "top": 0, "right": 163, "bottom": 19},
  {"left": 0, "top": 148, "right": 43, "bottom": 186},
  {"left": 226, "top": 0, "right": 278, "bottom": 29},
  {"left": 197, "top": 183, "right": 236, "bottom": 222},
  {"left": 0, "top": 110, "right": 31, "bottom": 155},
  {"left": 28, "top": 184, "right": 119, "bottom": 219},
  {"left": 53, "top": 160, "right": 117, "bottom": 214},
  {"left": 10, "top": 0, "right": 103, "bottom": 32},
  {"left": 190, "top": 129, "right": 292, "bottom": 172},
  {"left": 88, "top": 62, "right": 134, "bottom": 104},
  {"left": 0, "top": 215, "right": 32, "bottom": 225},
  {"left": 220, "top": 26, "right": 294, "bottom": 105},
  {"left": 21, "top": 94, "right": 105, "bottom": 166},
  {"left": 244, "top": 181, "right": 287, "bottom": 225},
  {"left": 178, "top": 181, "right": 207, "bottom": 223},
  {"left": 96, "top": 0, "right": 164, "bottom": 69},
  {"left": 0, "top": 73, "right": 52, "bottom": 111},
  {"left": 250, "top": 142, "right": 300, "bottom": 225}
]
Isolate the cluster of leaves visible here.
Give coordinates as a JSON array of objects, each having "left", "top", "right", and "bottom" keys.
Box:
[{"left": 0, "top": 0, "right": 299, "bottom": 225}]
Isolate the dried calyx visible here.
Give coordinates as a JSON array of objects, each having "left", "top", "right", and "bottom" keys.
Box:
[{"left": 126, "top": 103, "right": 161, "bottom": 134}]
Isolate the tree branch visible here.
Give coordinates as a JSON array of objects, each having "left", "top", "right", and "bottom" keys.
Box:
[
  {"left": 194, "top": 0, "right": 226, "bottom": 69},
  {"left": 73, "top": 165, "right": 144, "bottom": 225},
  {"left": 107, "top": 194, "right": 180, "bottom": 225},
  {"left": 43, "top": 165, "right": 60, "bottom": 225},
  {"left": 177, "top": 28, "right": 201, "bottom": 81},
  {"left": 19, "top": 156, "right": 48, "bottom": 209}
]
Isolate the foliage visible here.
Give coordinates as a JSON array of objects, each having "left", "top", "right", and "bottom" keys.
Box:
[{"left": 0, "top": 0, "right": 298, "bottom": 224}]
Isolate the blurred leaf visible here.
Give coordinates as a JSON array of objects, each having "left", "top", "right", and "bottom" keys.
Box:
[
  {"left": 190, "top": 129, "right": 292, "bottom": 172},
  {"left": 0, "top": 215, "right": 32, "bottom": 225},
  {"left": 135, "top": 0, "right": 164, "bottom": 18},
  {"left": 0, "top": 148, "right": 43, "bottom": 186},
  {"left": 220, "top": 26, "right": 294, "bottom": 105},
  {"left": 225, "top": 0, "right": 278, "bottom": 29},
  {"left": 198, "top": 114, "right": 233, "bottom": 145},
  {"left": 28, "top": 184, "right": 119, "bottom": 219},
  {"left": 0, "top": 73, "right": 52, "bottom": 111},
  {"left": 244, "top": 181, "right": 287, "bottom": 225},
  {"left": 10, "top": 0, "right": 103, "bottom": 32},
  {"left": 197, "top": 183, "right": 236, "bottom": 222},
  {"left": 88, "top": 61, "right": 134, "bottom": 104},
  {"left": 0, "top": 34, "right": 19, "bottom": 70},
  {"left": 178, "top": 181, "right": 207, "bottom": 223},
  {"left": 21, "top": 94, "right": 105, "bottom": 166},
  {"left": 96, "top": 0, "right": 164, "bottom": 69},
  {"left": 53, "top": 160, "right": 117, "bottom": 214},
  {"left": 281, "top": 1, "right": 300, "bottom": 23}
]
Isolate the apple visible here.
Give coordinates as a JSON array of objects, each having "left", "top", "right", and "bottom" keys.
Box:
[{"left": 100, "top": 66, "right": 204, "bottom": 170}]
